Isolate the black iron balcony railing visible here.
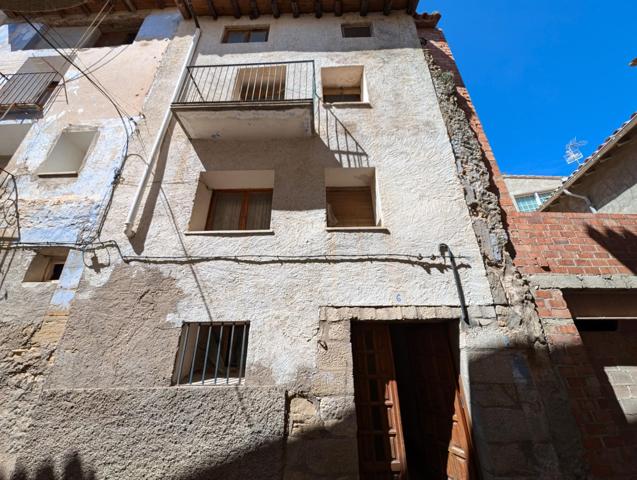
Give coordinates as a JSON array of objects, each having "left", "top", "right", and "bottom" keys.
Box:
[
  {"left": 175, "top": 61, "right": 315, "bottom": 105},
  {"left": 0, "top": 71, "right": 62, "bottom": 114}
]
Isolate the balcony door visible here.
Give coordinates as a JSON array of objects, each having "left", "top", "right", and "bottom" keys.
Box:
[{"left": 351, "top": 322, "right": 475, "bottom": 480}]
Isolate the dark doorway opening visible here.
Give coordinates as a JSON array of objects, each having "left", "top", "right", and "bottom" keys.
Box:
[{"left": 351, "top": 322, "right": 475, "bottom": 480}]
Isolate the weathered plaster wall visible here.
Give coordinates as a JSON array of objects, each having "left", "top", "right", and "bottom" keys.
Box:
[
  {"left": 503, "top": 174, "right": 562, "bottom": 198},
  {"left": 0, "top": 11, "right": 194, "bottom": 476},
  {"left": 1, "top": 12, "right": 504, "bottom": 477}
]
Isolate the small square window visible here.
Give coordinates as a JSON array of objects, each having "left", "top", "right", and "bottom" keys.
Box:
[
  {"left": 326, "top": 187, "right": 375, "bottom": 227},
  {"left": 188, "top": 170, "right": 275, "bottom": 232},
  {"left": 23, "top": 249, "right": 69, "bottom": 282},
  {"left": 223, "top": 27, "right": 269, "bottom": 44},
  {"left": 342, "top": 23, "right": 372, "bottom": 38},
  {"left": 321, "top": 66, "right": 366, "bottom": 104},
  {"left": 325, "top": 167, "right": 381, "bottom": 228},
  {"left": 37, "top": 129, "right": 97, "bottom": 178},
  {"left": 173, "top": 322, "right": 249, "bottom": 386}
]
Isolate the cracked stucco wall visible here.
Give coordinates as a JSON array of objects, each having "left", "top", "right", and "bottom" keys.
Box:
[{"left": 1, "top": 12, "right": 505, "bottom": 478}]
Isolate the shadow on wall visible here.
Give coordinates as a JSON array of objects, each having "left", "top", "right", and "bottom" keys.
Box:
[
  {"left": 586, "top": 225, "right": 637, "bottom": 274},
  {"left": 315, "top": 102, "right": 369, "bottom": 168},
  {"left": 4, "top": 452, "right": 96, "bottom": 480}
]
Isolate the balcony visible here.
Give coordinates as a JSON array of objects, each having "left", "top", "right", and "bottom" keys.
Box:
[
  {"left": 171, "top": 61, "right": 315, "bottom": 140},
  {"left": 0, "top": 71, "right": 62, "bottom": 116}
]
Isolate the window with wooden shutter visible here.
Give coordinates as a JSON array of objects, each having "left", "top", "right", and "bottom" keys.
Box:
[{"left": 326, "top": 187, "right": 375, "bottom": 227}]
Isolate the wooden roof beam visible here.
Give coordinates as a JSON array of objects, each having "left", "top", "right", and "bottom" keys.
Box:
[
  {"left": 206, "top": 0, "right": 218, "bottom": 19},
  {"left": 122, "top": 0, "right": 137, "bottom": 11},
  {"left": 249, "top": 0, "right": 259, "bottom": 18},
  {"left": 360, "top": 0, "right": 368, "bottom": 16},
  {"left": 291, "top": 0, "right": 300, "bottom": 18},
  {"left": 334, "top": 0, "right": 342, "bottom": 16},
  {"left": 271, "top": 0, "right": 281, "bottom": 18},
  {"left": 175, "top": 0, "right": 191, "bottom": 18},
  {"left": 230, "top": 0, "right": 241, "bottom": 17}
]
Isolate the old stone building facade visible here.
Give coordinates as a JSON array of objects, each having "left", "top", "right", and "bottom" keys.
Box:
[{"left": 0, "top": 1, "right": 634, "bottom": 479}]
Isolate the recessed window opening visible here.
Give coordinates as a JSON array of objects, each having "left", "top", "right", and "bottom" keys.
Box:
[
  {"left": 37, "top": 129, "right": 97, "bottom": 177},
  {"left": 223, "top": 27, "right": 269, "bottom": 43},
  {"left": 23, "top": 249, "right": 69, "bottom": 282},
  {"left": 234, "top": 66, "right": 286, "bottom": 102},
  {"left": 342, "top": 23, "right": 372, "bottom": 38},
  {"left": 321, "top": 66, "right": 366, "bottom": 104},
  {"left": 94, "top": 25, "right": 140, "bottom": 47},
  {"left": 173, "top": 322, "right": 249, "bottom": 386},
  {"left": 0, "top": 124, "right": 31, "bottom": 171},
  {"left": 325, "top": 167, "right": 380, "bottom": 228},
  {"left": 189, "top": 170, "right": 275, "bottom": 232}
]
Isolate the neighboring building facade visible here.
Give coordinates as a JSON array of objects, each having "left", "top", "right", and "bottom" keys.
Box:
[
  {"left": 420, "top": 25, "right": 637, "bottom": 479},
  {"left": 503, "top": 174, "right": 563, "bottom": 212},
  {"left": 1, "top": 2, "right": 634, "bottom": 480},
  {"left": 542, "top": 113, "right": 637, "bottom": 213}
]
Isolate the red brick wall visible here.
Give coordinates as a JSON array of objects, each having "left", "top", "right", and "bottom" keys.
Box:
[{"left": 509, "top": 212, "right": 637, "bottom": 275}]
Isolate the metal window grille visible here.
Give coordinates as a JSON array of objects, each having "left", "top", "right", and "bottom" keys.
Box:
[{"left": 173, "top": 322, "right": 249, "bottom": 386}]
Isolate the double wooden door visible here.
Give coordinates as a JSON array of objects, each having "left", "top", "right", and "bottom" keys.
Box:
[{"left": 351, "top": 323, "right": 475, "bottom": 480}]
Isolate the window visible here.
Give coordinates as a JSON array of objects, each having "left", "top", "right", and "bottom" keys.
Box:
[
  {"left": 206, "top": 189, "right": 273, "bottom": 230},
  {"left": 233, "top": 65, "right": 286, "bottom": 102},
  {"left": 321, "top": 66, "right": 366, "bottom": 104},
  {"left": 223, "top": 27, "right": 269, "bottom": 43},
  {"left": 0, "top": 124, "right": 31, "bottom": 171},
  {"left": 342, "top": 23, "right": 372, "bottom": 38},
  {"left": 173, "top": 322, "right": 249, "bottom": 386},
  {"left": 37, "top": 129, "right": 97, "bottom": 177},
  {"left": 325, "top": 167, "right": 381, "bottom": 228},
  {"left": 188, "top": 170, "right": 275, "bottom": 232},
  {"left": 94, "top": 26, "right": 139, "bottom": 47},
  {"left": 514, "top": 191, "right": 554, "bottom": 212},
  {"left": 23, "top": 249, "right": 69, "bottom": 282}
]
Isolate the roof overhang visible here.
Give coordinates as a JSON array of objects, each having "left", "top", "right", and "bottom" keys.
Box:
[
  {"left": 540, "top": 113, "right": 637, "bottom": 211},
  {"left": 2, "top": 0, "right": 415, "bottom": 19}
]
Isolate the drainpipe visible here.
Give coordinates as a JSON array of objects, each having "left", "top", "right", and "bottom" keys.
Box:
[
  {"left": 439, "top": 243, "right": 470, "bottom": 326},
  {"left": 124, "top": 27, "right": 201, "bottom": 238},
  {"left": 563, "top": 188, "right": 597, "bottom": 213}
]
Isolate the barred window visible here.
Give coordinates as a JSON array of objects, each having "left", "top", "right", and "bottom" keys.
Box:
[{"left": 173, "top": 322, "right": 249, "bottom": 386}]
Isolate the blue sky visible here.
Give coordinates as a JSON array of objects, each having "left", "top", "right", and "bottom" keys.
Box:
[{"left": 418, "top": 0, "right": 637, "bottom": 176}]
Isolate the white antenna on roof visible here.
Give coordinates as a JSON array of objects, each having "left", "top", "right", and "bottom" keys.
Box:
[{"left": 564, "top": 138, "right": 587, "bottom": 165}]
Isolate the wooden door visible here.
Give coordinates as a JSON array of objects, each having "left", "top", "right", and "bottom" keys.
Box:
[
  {"left": 351, "top": 323, "right": 408, "bottom": 479},
  {"left": 400, "top": 323, "right": 474, "bottom": 479},
  {"left": 352, "top": 323, "right": 475, "bottom": 480}
]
